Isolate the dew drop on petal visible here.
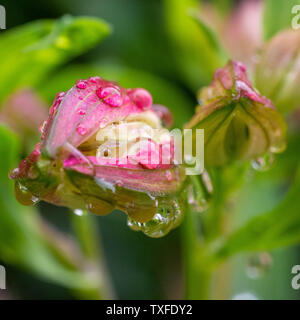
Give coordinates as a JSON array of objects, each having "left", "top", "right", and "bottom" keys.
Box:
[
  {"left": 128, "top": 88, "right": 153, "bottom": 110},
  {"left": 76, "top": 125, "right": 87, "bottom": 136},
  {"left": 39, "top": 120, "right": 47, "bottom": 134},
  {"left": 96, "top": 86, "right": 123, "bottom": 107},
  {"left": 76, "top": 80, "right": 87, "bottom": 89},
  {"left": 88, "top": 76, "right": 101, "bottom": 83},
  {"left": 77, "top": 109, "right": 86, "bottom": 115},
  {"left": 49, "top": 92, "right": 65, "bottom": 115}
]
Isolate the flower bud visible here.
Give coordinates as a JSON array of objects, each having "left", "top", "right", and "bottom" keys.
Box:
[
  {"left": 185, "top": 60, "right": 287, "bottom": 166},
  {"left": 10, "top": 77, "right": 186, "bottom": 237},
  {"left": 255, "top": 29, "right": 300, "bottom": 113}
]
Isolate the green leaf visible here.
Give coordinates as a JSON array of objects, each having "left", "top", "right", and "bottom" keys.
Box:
[
  {"left": 163, "top": 0, "right": 227, "bottom": 90},
  {"left": 263, "top": 0, "right": 299, "bottom": 40},
  {"left": 211, "top": 167, "right": 300, "bottom": 264},
  {"left": 0, "top": 15, "right": 111, "bottom": 103}
]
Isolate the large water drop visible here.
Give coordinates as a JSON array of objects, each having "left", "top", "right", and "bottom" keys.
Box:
[
  {"left": 14, "top": 182, "right": 39, "bottom": 206},
  {"left": 127, "top": 197, "right": 184, "bottom": 238}
]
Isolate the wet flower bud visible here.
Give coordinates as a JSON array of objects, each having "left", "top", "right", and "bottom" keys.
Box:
[
  {"left": 10, "top": 77, "right": 186, "bottom": 238},
  {"left": 255, "top": 29, "right": 300, "bottom": 113},
  {"left": 185, "top": 60, "right": 287, "bottom": 166}
]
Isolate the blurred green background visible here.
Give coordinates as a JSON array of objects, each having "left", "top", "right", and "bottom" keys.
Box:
[{"left": 0, "top": 0, "right": 300, "bottom": 300}]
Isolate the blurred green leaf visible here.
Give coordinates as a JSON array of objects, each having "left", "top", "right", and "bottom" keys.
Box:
[
  {"left": 211, "top": 167, "right": 300, "bottom": 263},
  {"left": 164, "top": 0, "right": 227, "bottom": 90},
  {"left": 0, "top": 15, "right": 111, "bottom": 103},
  {"left": 0, "top": 124, "right": 104, "bottom": 291},
  {"left": 263, "top": 0, "right": 299, "bottom": 40},
  {"left": 39, "top": 63, "right": 195, "bottom": 128}
]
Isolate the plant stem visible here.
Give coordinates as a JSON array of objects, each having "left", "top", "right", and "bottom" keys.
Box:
[
  {"left": 182, "top": 198, "right": 212, "bottom": 300},
  {"left": 71, "top": 212, "right": 114, "bottom": 299}
]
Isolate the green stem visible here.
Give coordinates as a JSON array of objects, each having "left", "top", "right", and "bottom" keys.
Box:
[
  {"left": 182, "top": 191, "right": 212, "bottom": 300},
  {"left": 71, "top": 212, "right": 114, "bottom": 299}
]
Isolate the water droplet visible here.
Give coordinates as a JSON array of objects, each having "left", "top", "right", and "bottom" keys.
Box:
[
  {"left": 270, "top": 135, "right": 286, "bottom": 153},
  {"left": 49, "top": 92, "right": 65, "bottom": 115},
  {"left": 73, "top": 209, "right": 87, "bottom": 216},
  {"left": 88, "top": 76, "right": 101, "bottom": 83},
  {"left": 85, "top": 196, "right": 114, "bottom": 216},
  {"left": 127, "top": 88, "right": 152, "bottom": 110},
  {"left": 246, "top": 252, "right": 272, "bottom": 279},
  {"left": 14, "top": 182, "right": 39, "bottom": 206},
  {"left": 39, "top": 120, "right": 47, "bottom": 134},
  {"left": 96, "top": 86, "right": 123, "bottom": 107},
  {"left": 76, "top": 125, "right": 87, "bottom": 136},
  {"left": 251, "top": 153, "right": 275, "bottom": 172},
  {"left": 76, "top": 80, "right": 87, "bottom": 89},
  {"left": 127, "top": 197, "right": 184, "bottom": 238},
  {"left": 77, "top": 109, "right": 86, "bottom": 115}
]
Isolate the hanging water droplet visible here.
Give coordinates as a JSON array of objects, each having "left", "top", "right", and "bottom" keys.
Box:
[
  {"left": 73, "top": 209, "right": 87, "bottom": 216},
  {"left": 246, "top": 252, "right": 272, "bottom": 279},
  {"left": 270, "top": 136, "right": 286, "bottom": 153},
  {"left": 251, "top": 153, "right": 275, "bottom": 172},
  {"left": 127, "top": 197, "right": 184, "bottom": 238},
  {"left": 14, "top": 182, "right": 39, "bottom": 206},
  {"left": 84, "top": 196, "right": 114, "bottom": 216}
]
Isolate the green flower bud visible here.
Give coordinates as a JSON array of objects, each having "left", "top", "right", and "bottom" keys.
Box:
[{"left": 185, "top": 60, "right": 287, "bottom": 166}]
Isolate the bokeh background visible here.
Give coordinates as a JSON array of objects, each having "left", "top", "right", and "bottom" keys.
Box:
[{"left": 0, "top": 0, "right": 300, "bottom": 300}]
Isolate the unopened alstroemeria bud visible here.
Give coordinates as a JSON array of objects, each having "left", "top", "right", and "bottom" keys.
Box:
[
  {"left": 10, "top": 77, "right": 186, "bottom": 238},
  {"left": 185, "top": 60, "right": 286, "bottom": 166},
  {"left": 255, "top": 29, "right": 300, "bottom": 113}
]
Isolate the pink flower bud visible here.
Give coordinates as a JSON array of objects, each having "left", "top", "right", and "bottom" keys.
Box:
[{"left": 10, "top": 77, "right": 186, "bottom": 237}]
